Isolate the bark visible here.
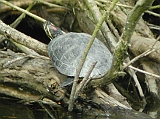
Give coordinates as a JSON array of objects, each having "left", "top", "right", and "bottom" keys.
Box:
[
  {"left": 0, "top": 50, "right": 153, "bottom": 119},
  {"left": 0, "top": 50, "right": 65, "bottom": 101},
  {"left": 130, "top": 33, "right": 160, "bottom": 63},
  {"left": 0, "top": 0, "right": 159, "bottom": 118},
  {"left": 0, "top": 20, "right": 47, "bottom": 56}
]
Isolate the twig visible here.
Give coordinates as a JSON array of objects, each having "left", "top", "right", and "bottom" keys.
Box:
[
  {"left": 107, "top": 19, "right": 120, "bottom": 40},
  {"left": 11, "top": 2, "right": 36, "bottom": 28},
  {"left": 97, "top": 0, "right": 160, "bottom": 18},
  {"left": 38, "top": 101, "right": 56, "bottom": 119},
  {"left": 0, "top": 1, "right": 36, "bottom": 44},
  {"left": 74, "top": 62, "right": 97, "bottom": 99},
  {"left": 128, "top": 65, "right": 160, "bottom": 79},
  {"left": 124, "top": 36, "right": 159, "bottom": 69},
  {"left": 0, "top": 0, "right": 46, "bottom": 23},
  {"left": 147, "top": 23, "right": 160, "bottom": 31},
  {"left": 68, "top": 0, "right": 119, "bottom": 112},
  {"left": 151, "top": 36, "right": 160, "bottom": 48},
  {"left": 36, "top": 0, "right": 70, "bottom": 10},
  {"left": 99, "top": 0, "right": 155, "bottom": 93},
  {"left": 121, "top": 0, "right": 155, "bottom": 45},
  {"left": 150, "top": 5, "right": 160, "bottom": 10},
  {"left": 118, "top": 0, "right": 155, "bottom": 66},
  {"left": 124, "top": 59, "right": 146, "bottom": 109},
  {"left": 0, "top": 20, "right": 48, "bottom": 56},
  {"left": 86, "top": 0, "right": 117, "bottom": 49},
  {"left": 38, "top": 98, "right": 60, "bottom": 107},
  {"left": 145, "top": 10, "right": 160, "bottom": 18},
  {"left": 96, "top": 0, "right": 133, "bottom": 9},
  {"left": 3, "top": 55, "right": 29, "bottom": 68},
  {"left": 8, "top": 1, "right": 40, "bottom": 56},
  {"left": 123, "top": 37, "right": 159, "bottom": 108},
  {"left": 123, "top": 49, "right": 155, "bottom": 69},
  {"left": 3, "top": 53, "right": 49, "bottom": 68},
  {"left": 97, "top": 0, "right": 160, "bottom": 10},
  {"left": 156, "top": 35, "right": 160, "bottom": 41}
]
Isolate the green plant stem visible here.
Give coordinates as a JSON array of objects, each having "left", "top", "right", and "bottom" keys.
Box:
[
  {"left": 101, "top": 0, "right": 155, "bottom": 86},
  {"left": 10, "top": 1, "right": 36, "bottom": 28},
  {"left": 36, "top": 0, "right": 70, "bottom": 10},
  {"left": 8, "top": 1, "right": 40, "bottom": 55},
  {"left": 150, "top": 4, "right": 160, "bottom": 10},
  {"left": 68, "top": 0, "right": 119, "bottom": 112},
  {"left": 0, "top": 0, "right": 45, "bottom": 23}
]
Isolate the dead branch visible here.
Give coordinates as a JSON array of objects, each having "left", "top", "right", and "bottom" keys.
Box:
[
  {"left": 0, "top": 0, "right": 159, "bottom": 118},
  {"left": 0, "top": 20, "right": 47, "bottom": 56},
  {"left": 130, "top": 33, "right": 160, "bottom": 63}
]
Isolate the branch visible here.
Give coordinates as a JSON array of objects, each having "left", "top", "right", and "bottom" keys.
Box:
[
  {"left": 68, "top": 0, "right": 119, "bottom": 111},
  {"left": 0, "top": 0, "right": 45, "bottom": 23},
  {"left": 0, "top": 20, "right": 48, "bottom": 56},
  {"left": 0, "top": 1, "right": 40, "bottom": 56},
  {"left": 101, "top": 0, "right": 155, "bottom": 85},
  {"left": 130, "top": 34, "right": 160, "bottom": 64},
  {"left": 128, "top": 65, "right": 160, "bottom": 79}
]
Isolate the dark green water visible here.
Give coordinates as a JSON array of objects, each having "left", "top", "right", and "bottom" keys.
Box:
[{"left": 0, "top": 98, "right": 158, "bottom": 119}]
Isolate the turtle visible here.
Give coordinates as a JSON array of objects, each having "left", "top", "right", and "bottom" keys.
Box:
[{"left": 43, "top": 21, "right": 113, "bottom": 86}]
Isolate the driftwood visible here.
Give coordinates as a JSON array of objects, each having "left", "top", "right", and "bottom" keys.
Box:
[
  {"left": 0, "top": 50, "right": 152, "bottom": 119},
  {"left": 0, "top": 0, "right": 159, "bottom": 118}
]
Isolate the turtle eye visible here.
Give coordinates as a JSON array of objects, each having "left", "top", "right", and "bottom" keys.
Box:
[
  {"left": 43, "top": 21, "right": 55, "bottom": 40},
  {"left": 43, "top": 21, "right": 64, "bottom": 40}
]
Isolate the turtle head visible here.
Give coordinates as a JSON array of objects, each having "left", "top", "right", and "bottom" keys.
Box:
[{"left": 43, "top": 21, "right": 64, "bottom": 40}]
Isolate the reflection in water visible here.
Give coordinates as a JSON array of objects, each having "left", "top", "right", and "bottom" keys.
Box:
[{"left": 0, "top": 97, "right": 158, "bottom": 119}]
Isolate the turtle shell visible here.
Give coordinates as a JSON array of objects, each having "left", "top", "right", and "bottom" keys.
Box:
[{"left": 48, "top": 32, "right": 113, "bottom": 78}]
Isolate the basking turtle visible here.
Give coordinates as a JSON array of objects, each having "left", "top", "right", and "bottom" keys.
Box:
[{"left": 43, "top": 21, "right": 113, "bottom": 85}]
